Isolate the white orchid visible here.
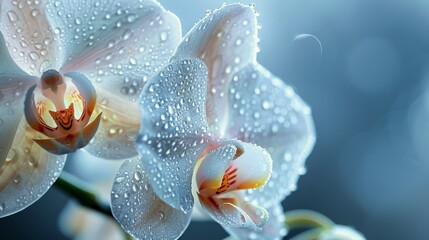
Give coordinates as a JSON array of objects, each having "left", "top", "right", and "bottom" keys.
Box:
[
  {"left": 0, "top": 0, "right": 180, "bottom": 217},
  {"left": 111, "top": 3, "right": 315, "bottom": 240}
]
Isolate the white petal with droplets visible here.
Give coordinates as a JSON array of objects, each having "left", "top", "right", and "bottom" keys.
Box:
[
  {"left": 0, "top": 32, "right": 37, "bottom": 167},
  {"left": 225, "top": 64, "right": 316, "bottom": 207},
  {"left": 137, "top": 58, "right": 210, "bottom": 213},
  {"left": 111, "top": 158, "right": 191, "bottom": 240},
  {"left": 0, "top": 1, "right": 62, "bottom": 76},
  {"left": 0, "top": 119, "right": 66, "bottom": 217},
  {"left": 174, "top": 3, "right": 258, "bottom": 135},
  {"left": 83, "top": 88, "right": 141, "bottom": 159},
  {"left": 45, "top": 0, "right": 182, "bottom": 102}
]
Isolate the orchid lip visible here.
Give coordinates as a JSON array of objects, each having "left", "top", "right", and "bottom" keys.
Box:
[{"left": 23, "top": 70, "right": 100, "bottom": 154}]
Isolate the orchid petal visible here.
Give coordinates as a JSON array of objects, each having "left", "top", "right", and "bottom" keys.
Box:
[
  {"left": 0, "top": 31, "right": 37, "bottom": 173},
  {"left": 196, "top": 141, "right": 271, "bottom": 229},
  {"left": 0, "top": 119, "right": 66, "bottom": 217},
  {"left": 137, "top": 58, "right": 210, "bottom": 213},
  {"left": 226, "top": 64, "right": 316, "bottom": 207},
  {"left": 197, "top": 191, "right": 268, "bottom": 230},
  {"left": 224, "top": 204, "right": 287, "bottom": 240},
  {"left": 83, "top": 92, "right": 141, "bottom": 159},
  {"left": 111, "top": 158, "right": 191, "bottom": 240},
  {"left": 174, "top": 3, "right": 257, "bottom": 135},
  {"left": 0, "top": 1, "right": 61, "bottom": 76},
  {"left": 0, "top": 32, "right": 30, "bottom": 76},
  {"left": 45, "top": 0, "right": 181, "bottom": 102}
]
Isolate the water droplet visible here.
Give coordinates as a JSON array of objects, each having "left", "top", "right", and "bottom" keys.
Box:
[
  {"left": 109, "top": 128, "right": 117, "bottom": 135},
  {"left": 115, "top": 176, "right": 125, "bottom": 183},
  {"left": 0, "top": 203, "right": 5, "bottom": 211},
  {"left": 6, "top": 149, "right": 16, "bottom": 162},
  {"left": 133, "top": 171, "right": 142, "bottom": 181},
  {"left": 31, "top": 9, "right": 40, "bottom": 17},
  {"left": 127, "top": 14, "right": 137, "bottom": 23},
  {"left": 132, "top": 184, "right": 139, "bottom": 192},
  {"left": 159, "top": 31, "right": 168, "bottom": 42},
  {"left": 253, "top": 112, "right": 260, "bottom": 119},
  {"left": 283, "top": 152, "right": 292, "bottom": 162},
  {"left": 28, "top": 156, "right": 38, "bottom": 167},
  {"left": 262, "top": 100, "right": 271, "bottom": 110},
  {"left": 235, "top": 38, "right": 242, "bottom": 46},
  {"left": 7, "top": 11, "right": 19, "bottom": 23},
  {"left": 29, "top": 52, "right": 39, "bottom": 60},
  {"left": 234, "top": 56, "right": 240, "bottom": 64},
  {"left": 75, "top": 17, "right": 82, "bottom": 25},
  {"left": 129, "top": 57, "right": 137, "bottom": 65}
]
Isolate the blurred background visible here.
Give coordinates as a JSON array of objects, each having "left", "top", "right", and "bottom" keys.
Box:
[{"left": 2, "top": 0, "right": 429, "bottom": 239}]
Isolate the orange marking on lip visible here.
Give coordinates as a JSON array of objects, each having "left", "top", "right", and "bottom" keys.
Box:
[{"left": 216, "top": 166, "right": 238, "bottom": 194}]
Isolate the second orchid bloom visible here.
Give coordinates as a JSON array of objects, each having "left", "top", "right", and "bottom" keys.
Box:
[{"left": 111, "top": 3, "right": 315, "bottom": 240}]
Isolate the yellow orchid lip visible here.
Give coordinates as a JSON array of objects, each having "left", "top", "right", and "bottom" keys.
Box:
[{"left": 24, "top": 69, "right": 101, "bottom": 155}]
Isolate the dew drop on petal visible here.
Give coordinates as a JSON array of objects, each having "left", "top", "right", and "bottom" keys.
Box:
[
  {"left": 133, "top": 171, "right": 142, "bottom": 181},
  {"left": 6, "top": 149, "right": 16, "bottom": 162},
  {"left": 31, "top": 9, "right": 40, "bottom": 17},
  {"left": 159, "top": 31, "right": 168, "bottom": 42},
  {"left": 129, "top": 57, "right": 137, "bottom": 65},
  {"left": 284, "top": 151, "right": 292, "bottom": 162},
  {"left": 126, "top": 14, "right": 137, "bottom": 23},
  {"left": 7, "top": 10, "right": 19, "bottom": 22},
  {"left": 115, "top": 176, "right": 125, "bottom": 183},
  {"left": 262, "top": 100, "right": 271, "bottom": 110}
]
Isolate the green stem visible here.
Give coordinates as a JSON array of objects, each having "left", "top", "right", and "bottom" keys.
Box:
[
  {"left": 54, "top": 171, "right": 112, "bottom": 217},
  {"left": 284, "top": 209, "right": 335, "bottom": 230}
]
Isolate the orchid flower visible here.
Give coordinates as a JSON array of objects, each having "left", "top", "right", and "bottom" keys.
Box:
[
  {"left": 0, "top": 0, "right": 180, "bottom": 217},
  {"left": 111, "top": 3, "right": 315, "bottom": 240}
]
